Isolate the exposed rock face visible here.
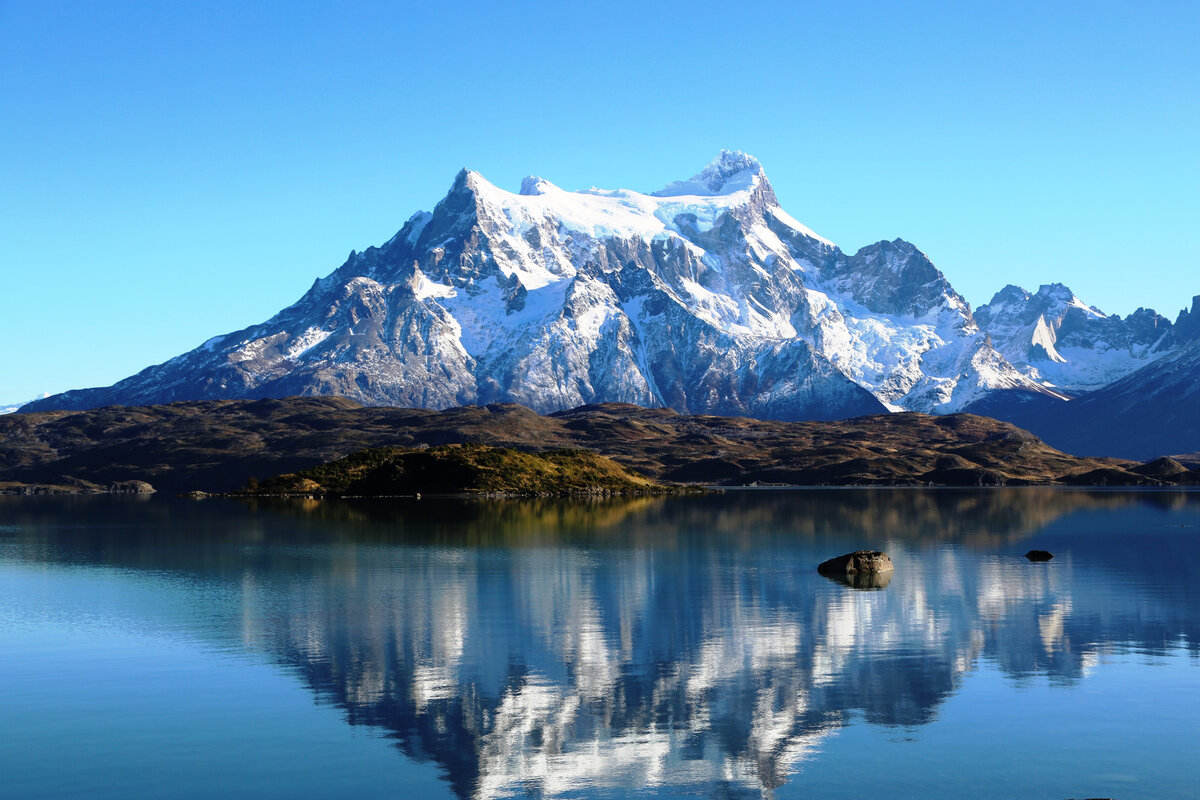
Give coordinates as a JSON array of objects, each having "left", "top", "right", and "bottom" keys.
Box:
[
  {"left": 1166, "top": 295, "right": 1200, "bottom": 347},
  {"left": 24, "top": 151, "right": 1047, "bottom": 419},
  {"left": 817, "top": 550, "right": 895, "bottom": 576}
]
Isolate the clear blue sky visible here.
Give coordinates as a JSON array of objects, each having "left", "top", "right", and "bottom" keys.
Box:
[{"left": 2, "top": 0, "right": 1197, "bottom": 401}]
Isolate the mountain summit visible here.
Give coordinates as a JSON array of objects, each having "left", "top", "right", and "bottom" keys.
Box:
[
  {"left": 24, "top": 154, "right": 1069, "bottom": 418},
  {"left": 654, "top": 150, "right": 767, "bottom": 196}
]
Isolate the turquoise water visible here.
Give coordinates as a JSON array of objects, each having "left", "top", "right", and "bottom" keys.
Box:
[{"left": 1, "top": 489, "right": 1197, "bottom": 799}]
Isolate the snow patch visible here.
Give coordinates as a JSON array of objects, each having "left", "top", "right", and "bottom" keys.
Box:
[
  {"left": 413, "top": 273, "right": 456, "bottom": 300},
  {"left": 405, "top": 211, "right": 433, "bottom": 244},
  {"left": 284, "top": 327, "right": 333, "bottom": 360},
  {"left": 654, "top": 150, "right": 763, "bottom": 196},
  {"left": 1030, "top": 316, "right": 1066, "bottom": 362}
]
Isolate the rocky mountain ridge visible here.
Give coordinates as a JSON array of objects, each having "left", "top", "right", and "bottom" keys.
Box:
[
  {"left": 974, "top": 283, "right": 1189, "bottom": 395},
  {"left": 20, "top": 152, "right": 1197, "bottom": 440},
  {"left": 24, "top": 152, "right": 1045, "bottom": 419}
]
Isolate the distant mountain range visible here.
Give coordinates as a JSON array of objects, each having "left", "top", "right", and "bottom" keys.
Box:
[
  {"left": 974, "top": 283, "right": 1178, "bottom": 395},
  {"left": 20, "top": 152, "right": 1200, "bottom": 458}
]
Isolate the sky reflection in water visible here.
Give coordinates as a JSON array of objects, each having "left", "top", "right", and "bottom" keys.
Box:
[{"left": 1, "top": 489, "right": 1198, "bottom": 800}]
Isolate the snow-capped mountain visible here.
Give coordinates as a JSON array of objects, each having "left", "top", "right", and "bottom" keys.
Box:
[
  {"left": 974, "top": 283, "right": 1174, "bottom": 395},
  {"left": 21, "top": 152, "right": 1062, "bottom": 418}
]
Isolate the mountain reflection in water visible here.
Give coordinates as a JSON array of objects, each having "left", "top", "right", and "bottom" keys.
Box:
[{"left": 3, "top": 489, "right": 1199, "bottom": 799}]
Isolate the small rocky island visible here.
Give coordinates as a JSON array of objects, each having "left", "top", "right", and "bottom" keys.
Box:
[
  {"left": 237, "top": 443, "right": 683, "bottom": 498},
  {"left": 817, "top": 550, "right": 896, "bottom": 589}
]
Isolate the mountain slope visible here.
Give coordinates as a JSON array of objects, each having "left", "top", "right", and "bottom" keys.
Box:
[
  {"left": 968, "top": 339, "right": 1200, "bottom": 459},
  {"left": 25, "top": 152, "right": 1046, "bottom": 419}
]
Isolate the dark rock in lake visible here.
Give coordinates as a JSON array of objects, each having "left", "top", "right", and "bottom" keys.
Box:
[
  {"left": 817, "top": 550, "right": 895, "bottom": 576},
  {"left": 1026, "top": 550, "right": 1054, "bottom": 561}
]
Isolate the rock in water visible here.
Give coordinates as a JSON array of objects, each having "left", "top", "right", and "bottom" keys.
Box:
[
  {"left": 1026, "top": 550, "right": 1054, "bottom": 561},
  {"left": 817, "top": 550, "right": 894, "bottom": 576}
]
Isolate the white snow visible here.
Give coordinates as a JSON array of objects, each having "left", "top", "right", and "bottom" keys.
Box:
[
  {"left": 446, "top": 157, "right": 1046, "bottom": 412},
  {"left": 284, "top": 327, "right": 333, "bottom": 360},
  {"left": 977, "top": 284, "right": 1169, "bottom": 393},
  {"left": 1030, "top": 316, "right": 1066, "bottom": 362},
  {"left": 437, "top": 274, "right": 572, "bottom": 357},
  {"left": 461, "top": 161, "right": 821, "bottom": 248},
  {"left": 413, "top": 273, "right": 456, "bottom": 300},
  {"left": 404, "top": 211, "right": 433, "bottom": 244}
]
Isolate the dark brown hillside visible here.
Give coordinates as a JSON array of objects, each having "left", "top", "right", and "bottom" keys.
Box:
[{"left": 2, "top": 397, "right": 1192, "bottom": 493}]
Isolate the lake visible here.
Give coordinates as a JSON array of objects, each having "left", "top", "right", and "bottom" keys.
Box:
[{"left": 1, "top": 489, "right": 1198, "bottom": 799}]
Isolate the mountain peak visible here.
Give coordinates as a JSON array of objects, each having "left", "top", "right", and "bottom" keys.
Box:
[
  {"left": 696, "top": 150, "right": 763, "bottom": 189},
  {"left": 653, "top": 150, "right": 767, "bottom": 197},
  {"left": 1036, "top": 283, "right": 1075, "bottom": 299},
  {"left": 519, "top": 175, "right": 552, "bottom": 196},
  {"left": 990, "top": 285, "right": 1032, "bottom": 305}
]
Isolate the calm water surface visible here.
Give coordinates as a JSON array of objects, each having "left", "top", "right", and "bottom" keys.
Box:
[{"left": 1, "top": 489, "right": 1197, "bottom": 799}]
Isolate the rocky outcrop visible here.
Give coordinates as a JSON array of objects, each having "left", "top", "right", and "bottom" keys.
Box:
[{"left": 817, "top": 550, "right": 895, "bottom": 576}]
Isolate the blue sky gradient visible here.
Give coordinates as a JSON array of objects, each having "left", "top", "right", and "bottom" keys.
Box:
[{"left": 2, "top": 1, "right": 1197, "bottom": 400}]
